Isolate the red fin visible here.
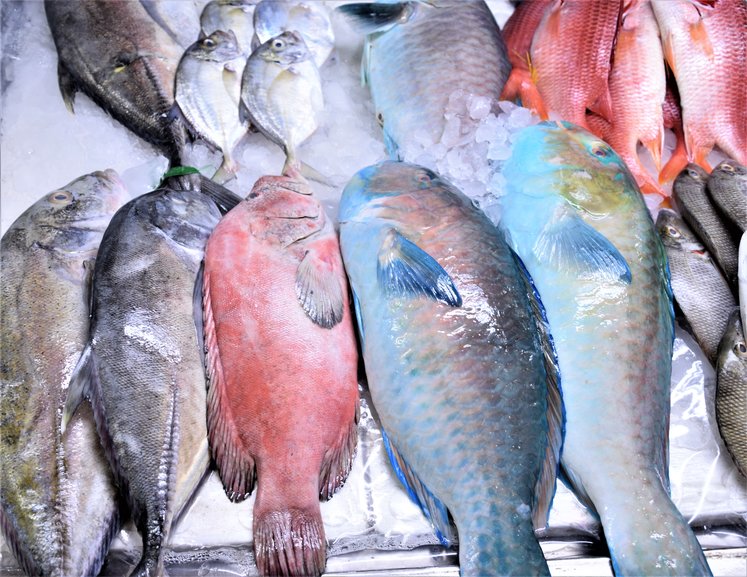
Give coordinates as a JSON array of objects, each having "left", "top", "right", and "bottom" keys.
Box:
[
  {"left": 659, "top": 130, "right": 688, "bottom": 183},
  {"left": 203, "top": 270, "right": 256, "bottom": 502},
  {"left": 692, "top": 147, "right": 714, "bottom": 173},
  {"left": 318, "top": 408, "right": 359, "bottom": 500},
  {"left": 254, "top": 507, "right": 326, "bottom": 577},
  {"left": 501, "top": 67, "right": 549, "bottom": 120},
  {"left": 641, "top": 126, "right": 664, "bottom": 173}
]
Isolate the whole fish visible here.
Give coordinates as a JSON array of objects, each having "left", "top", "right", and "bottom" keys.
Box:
[
  {"left": 139, "top": 0, "right": 204, "bottom": 49},
  {"left": 1, "top": 171, "right": 128, "bottom": 577},
  {"left": 63, "top": 181, "right": 238, "bottom": 577},
  {"left": 44, "top": 0, "right": 188, "bottom": 164},
  {"left": 530, "top": 0, "right": 621, "bottom": 129},
  {"left": 500, "top": 122, "right": 712, "bottom": 576},
  {"left": 201, "top": 0, "right": 259, "bottom": 57},
  {"left": 252, "top": 0, "right": 335, "bottom": 68},
  {"left": 708, "top": 159, "right": 747, "bottom": 234},
  {"left": 202, "top": 174, "right": 359, "bottom": 577},
  {"left": 339, "top": 161, "right": 562, "bottom": 576},
  {"left": 239, "top": 31, "right": 323, "bottom": 176},
  {"left": 673, "top": 164, "right": 740, "bottom": 286},
  {"left": 175, "top": 30, "right": 248, "bottom": 184},
  {"left": 337, "top": 0, "right": 510, "bottom": 160},
  {"left": 652, "top": 0, "right": 747, "bottom": 170},
  {"left": 716, "top": 310, "right": 747, "bottom": 479}
]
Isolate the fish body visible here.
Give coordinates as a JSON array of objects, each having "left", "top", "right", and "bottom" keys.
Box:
[
  {"left": 202, "top": 174, "right": 359, "bottom": 577},
  {"left": 201, "top": 0, "right": 258, "bottom": 57},
  {"left": 239, "top": 30, "right": 323, "bottom": 174},
  {"left": 1, "top": 171, "right": 128, "bottom": 577},
  {"left": 338, "top": 161, "right": 561, "bottom": 576},
  {"left": 139, "top": 0, "right": 204, "bottom": 49},
  {"left": 716, "top": 310, "right": 747, "bottom": 478},
  {"left": 500, "top": 122, "right": 712, "bottom": 576},
  {"left": 175, "top": 30, "right": 248, "bottom": 183},
  {"left": 338, "top": 0, "right": 510, "bottom": 159},
  {"left": 65, "top": 186, "right": 227, "bottom": 577},
  {"left": 673, "top": 164, "right": 740, "bottom": 286},
  {"left": 739, "top": 232, "right": 747, "bottom": 348},
  {"left": 252, "top": 0, "right": 335, "bottom": 68},
  {"left": 652, "top": 0, "right": 747, "bottom": 170},
  {"left": 44, "top": 0, "right": 188, "bottom": 164},
  {"left": 530, "top": 0, "right": 620, "bottom": 129},
  {"left": 708, "top": 159, "right": 747, "bottom": 234}
]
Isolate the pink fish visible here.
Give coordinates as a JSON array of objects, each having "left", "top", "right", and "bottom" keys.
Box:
[{"left": 202, "top": 174, "right": 359, "bottom": 576}]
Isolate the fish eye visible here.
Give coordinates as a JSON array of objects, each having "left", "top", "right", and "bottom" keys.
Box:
[
  {"left": 686, "top": 167, "right": 701, "bottom": 179},
  {"left": 49, "top": 191, "right": 73, "bottom": 205},
  {"left": 416, "top": 172, "right": 431, "bottom": 188},
  {"left": 591, "top": 144, "right": 608, "bottom": 158},
  {"left": 666, "top": 225, "right": 680, "bottom": 238},
  {"left": 273, "top": 39, "right": 285, "bottom": 50},
  {"left": 720, "top": 162, "right": 735, "bottom": 173},
  {"left": 735, "top": 342, "right": 747, "bottom": 356},
  {"left": 203, "top": 37, "right": 216, "bottom": 48}
]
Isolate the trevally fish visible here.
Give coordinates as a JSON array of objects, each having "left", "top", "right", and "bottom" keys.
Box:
[
  {"left": 202, "top": 173, "right": 359, "bottom": 577},
  {"left": 500, "top": 122, "right": 712, "bottom": 576},
  {"left": 337, "top": 0, "right": 511, "bottom": 160},
  {"left": 201, "top": 0, "right": 259, "bottom": 57},
  {"left": 673, "top": 164, "right": 739, "bottom": 287},
  {"left": 1, "top": 171, "right": 128, "bottom": 577},
  {"left": 239, "top": 31, "right": 323, "bottom": 177},
  {"left": 139, "top": 0, "right": 204, "bottom": 49},
  {"left": 252, "top": 0, "right": 335, "bottom": 68},
  {"left": 44, "top": 0, "right": 188, "bottom": 164},
  {"left": 338, "top": 161, "right": 562, "bottom": 577},
  {"left": 175, "top": 30, "right": 249, "bottom": 184},
  {"left": 63, "top": 180, "right": 240, "bottom": 577},
  {"left": 716, "top": 310, "right": 747, "bottom": 479},
  {"left": 708, "top": 159, "right": 747, "bottom": 234}
]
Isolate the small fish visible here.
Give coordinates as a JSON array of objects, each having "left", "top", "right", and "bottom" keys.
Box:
[
  {"left": 200, "top": 0, "right": 258, "bottom": 58},
  {"left": 673, "top": 164, "right": 740, "bottom": 286},
  {"left": 657, "top": 208, "right": 736, "bottom": 363},
  {"left": 715, "top": 310, "right": 747, "bottom": 479},
  {"left": 708, "top": 159, "right": 747, "bottom": 234},
  {"left": 175, "top": 30, "right": 249, "bottom": 184},
  {"left": 202, "top": 173, "right": 359, "bottom": 577},
  {"left": 252, "top": 0, "right": 335, "bottom": 68},
  {"left": 1, "top": 171, "right": 128, "bottom": 577},
  {"left": 139, "top": 0, "right": 204, "bottom": 49},
  {"left": 339, "top": 161, "right": 562, "bottom": 577},
  {"left": 239, "top": 31, "right": 323, "bottom": 177},
  {"left": 500, "top": 122, "right": 712, "bottom": 576}
]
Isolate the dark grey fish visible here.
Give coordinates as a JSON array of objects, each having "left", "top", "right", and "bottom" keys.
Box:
[
  {"left": 708, "top": 159, "right": 747, "bottom": 234},
  {"left": 44, "top": 0, "right": 188, "bottom": 164},
  {"left": 1, "top": 171, "right": 129, "bottom": 577},
  {"left": 657, "top": 208, "right": 736, "bottom": 363},
  {"left": 673, "top": 163, "right": 740, "bottom": 287},
  {"left": 716, "top": 310, "right": 747, "bottom": 479}
]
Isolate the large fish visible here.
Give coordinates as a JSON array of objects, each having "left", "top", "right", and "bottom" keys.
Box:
[
  {"left": 1, "top": 171, "right": 128, "bottom": 577},
  {"left": 337, "top": 0, "right": 511, "bottom": 160},
  {"left": 63, "top": 179, "right": 239, "bottom": 577},
  {"left": 499, "top": 122, "right": 712, "bottom": 576},
  {"left": 202, "top": 173, "right": 359, "bottom": 577},
  {"left": 338, "top": 161, "right": 562, "bottom": 576},
  {"left": 45, "top": 0, "right": 188, "bottom": 164},
  {"left": 708, "top": 159, "right": 747, "bottom": 234},
  {"left": 652, "top": 0, "right": 747, "bottom": 170}
]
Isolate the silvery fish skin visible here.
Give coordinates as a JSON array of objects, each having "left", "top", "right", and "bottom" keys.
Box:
[
  {"left": 44, "top": 0, "right": 188, "bottom": 164},
  {"left": 252, "top": 0, "right": 335, "bottom": 68},
  {"left": 201, "top": 0, "right": 259, "bottom": 57},
  {"left": 339, "top": 161, "right": 562, "bottom": 577},
  {"left": 239, "top": 30, "right": 323, "bottom": 173},
  {"left": 175, "top": 30, "right": 248, "bottom": 183},
  {"left": 1, "top": 171, "right": 128, "bottom": 577},
  {"left": 673, "top": 164, "right": 740, "bottom": 287},
  {"left": 716, "top": 310, "right": 747, "bottom": 479},
  {"left": 337, "top": 0, "right": 511, "bottom": 160},
  {"left": 657, "top": 208, "right": 736, "bottom": 363},
  {"left": 500, "top": 122, "right": 712, "bottom": 576},
  {"left": 139, "top": 0, "right": 204, "bottom": 49},
  {"left": 708, "top": 159, "right": 747, "bottom": 234},
  {"left": 65, "top": 186, "right": 226, "bottom": 577}
]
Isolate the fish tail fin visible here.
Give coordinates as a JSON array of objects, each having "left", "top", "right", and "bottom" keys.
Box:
[
  {"left": 659, "top": 131, "right": 688, "bottom": 184},
  {"left": 283, "top": 156, "right": 335, "bottom": 187},
  {"left": 318, "top": 407, "right": 359, "bottom": 500},
  {"left": 500, "top": 67, "right": 549, "bottom": 120},
  {"left": 211, "top": 156, "right": 240, "bottom": 186},
  {"left": 130, "top": 543, "right": 164, "bottom": 577},
  {"left": 692, "top": 145, "right": 714, "bottom": 173},
  {"left": 641, "top": 125, "right": 664, "bottom": 173}
]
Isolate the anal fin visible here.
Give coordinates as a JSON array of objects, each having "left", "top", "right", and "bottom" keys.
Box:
[{"left": 319, "top": 406, "right": 359, "bottom": 500}]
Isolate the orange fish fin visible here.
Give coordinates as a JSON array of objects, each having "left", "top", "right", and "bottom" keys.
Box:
[
  {"left": 659, "top": 134, "right": 688, "bottom": 184},
  {"left": 203, "top": 270, "right": 257, "bottom": 503},
  {"left": 689, "top": 18, "right": 714, "bottom": 58},
  {"left": 500, "top": 68, "right": 549, "bottom": 120},
  {"left": 692, "top": 147, "right": 714, "bottom": 173},
  {"left": 641, "top": 126, "right": 664, "bottom": 173},
  {"left": 318, "top": 407, "right": 359, "bottom": 500},
  {"left": 253, "top": 506, "right": 326, "bottom": 577},
  {"left": 296, "top": 245, "right": 346, "bottom": 329}
]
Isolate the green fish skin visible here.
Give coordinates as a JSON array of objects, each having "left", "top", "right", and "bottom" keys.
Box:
[
  {"left": 499, "top": 121, "right": 712, "bottom": 577},
  {"left": 339, "top": 161, "right": 562, "bottom": 577},
  {"left": 1, "top": 171, "right": 128, "bottom": 577}
]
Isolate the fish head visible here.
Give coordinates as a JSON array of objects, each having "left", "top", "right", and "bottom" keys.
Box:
[
  {"left": 712, "top": 159, "right": 747, "bottom": 180},
  {"left": 257, "top": 30, "right": 311, "bottom": 66},
  {"left": 718, "top": 309, "right": 747, "bottom": 369},
  {"left": 655, "top": 208, "right": 703, "bottom": 252},
  {"left": 188, "top": 29, "right": 242, "bottom": 62},
  {"left": 674, "top": 163, "right": 709, "bottom": 190}
]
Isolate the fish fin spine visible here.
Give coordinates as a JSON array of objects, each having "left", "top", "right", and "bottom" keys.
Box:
[
  {"left": 296, "top": 247, "right": 346, "bottom": 329},
  {"left": 0, "top": 508, "right": 44, "bottom": 577},
  {"left": 253, "top": 507, "right": 326, "bottom": 577},
  {"left": 318, "top": 405, "right": 359, "bottom": 500}
]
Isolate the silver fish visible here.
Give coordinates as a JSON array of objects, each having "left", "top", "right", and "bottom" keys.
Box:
[
  {"left": 201, "top": 0, "right": 259, "bottom": 57},
  {"left": 708, "top": 159, "right": 747, "bottom": 234},
  {"left": 1, "top": 171, "right": 128, "bottom": 577},
  {"left": 139, "top": 0, "right": 204, "bottom": 49}
]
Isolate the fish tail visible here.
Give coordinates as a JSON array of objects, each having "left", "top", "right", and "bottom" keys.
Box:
[
  {"left": 211, "top": 156, "right": 239, "bottom": 186},
  {"left": 130, "top": 544, "right": 164, "bottom": 577},
  {"left": 641, "top": 126, "right": 664, "bottom": 173},
  {"left": 659, "top": 130, "right": 688, "bottom": 184}
]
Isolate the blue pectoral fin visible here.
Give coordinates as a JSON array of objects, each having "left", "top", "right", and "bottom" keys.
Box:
[
  {"left": 351, "top": 287, "right": 365, "bottom": 347},
  {"left": 534, "top": 208, "right": 632, "bottom": 284},
  {"left": 336, "top": 2, "right": 413, "bottom": 35},
  {"left": 62, "top": 343, "right": 94, "bottom": 434},
  {"left": 381, "top": 430, "right": 455, "bottom": 546},
  {"left": 383, "top": 127, "right": 401, "bottom": 161},
  {"left": 377, "top": 229, "right": 462, "bottom": 306}
]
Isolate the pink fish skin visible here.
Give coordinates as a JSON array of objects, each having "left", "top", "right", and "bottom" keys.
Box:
[
  {"left": 530, "top": 0, "right": 621, "bottom": 128},
  {"left": 652, "top": 0, "right": 747, "bottom": 170},
  {"left": 202, "top": 174, "right": 359, "bottom": 577}
]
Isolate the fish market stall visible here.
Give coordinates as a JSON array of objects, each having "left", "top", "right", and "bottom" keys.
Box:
[{"left": 1, "top": 1, "right": 745, "bottom": 576}]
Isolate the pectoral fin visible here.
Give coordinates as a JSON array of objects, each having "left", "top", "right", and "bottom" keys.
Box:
[
  {"left": 296, "top": 249, "right": 345, "bottom": 329},
  {"left": 377, "top": 229, "right": 461, "bottom": 306},
  {"left": 57, "top": 61, "right": 78, "bottom": 113},
  {"left": 62, "top": 344, "right": 94, "bottom": 433}
]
